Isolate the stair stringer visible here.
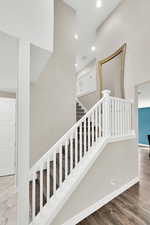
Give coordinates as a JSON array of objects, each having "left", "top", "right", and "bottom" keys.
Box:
[{"left": 30, "top": 133, "right": 135, "bottom": 225}]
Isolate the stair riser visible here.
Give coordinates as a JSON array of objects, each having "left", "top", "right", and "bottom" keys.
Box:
[{"left": 76, "top": 102, "right": 86, "bottom": 121}]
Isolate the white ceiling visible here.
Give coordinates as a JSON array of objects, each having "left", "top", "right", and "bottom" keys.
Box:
[
  {"left": 138, "top": 83, "right": 150, "bottom": 108},
  {"left": 64, "top": 0, "right": 122, "bottom": 71}
]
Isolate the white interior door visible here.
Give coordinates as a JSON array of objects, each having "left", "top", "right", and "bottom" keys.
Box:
[{"left": 0, "top": 98, "right": 16, "bottom": 176}]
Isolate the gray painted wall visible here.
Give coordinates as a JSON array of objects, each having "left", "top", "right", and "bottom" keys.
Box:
[
  {"left": 79, "top": 0, "right": 150, "bottom": 108},
  {"left": 77, "top": 60, "right": 100, "bottom": 110},
  {"left": 52, "top": 139, "right": 138, "bottom": 225},
  {"left": 96, "top": 0, "right": 150, "bottom": 100},
  {"left": 30, "top": 0, "right": 76, "bottom": 166},
  {"left": 52, "top": 0, "right": 148, "bottom": 221}
]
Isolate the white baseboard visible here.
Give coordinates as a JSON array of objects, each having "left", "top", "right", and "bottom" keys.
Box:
[
  {"left": 0, "top": 168, "right": 15, "bottom": 177},
  {"left": 62, "top": 177, "right": 139, "bottom": 225},
  {"left": 139, "top": 143, "right": 149, "bottom": 148}
]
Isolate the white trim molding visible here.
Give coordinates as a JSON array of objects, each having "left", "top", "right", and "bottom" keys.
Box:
[
  {"left": 139, "top": 143, "right": 149, "bottom": 148},
  {"left": 62, "top": 177, "right": 139, "bottom": 225},
  {"left": 17, "top": 40, "right": 30, "bottom": 225}
]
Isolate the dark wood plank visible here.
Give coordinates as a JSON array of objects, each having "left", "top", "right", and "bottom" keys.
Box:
[{"left": 78, "top": 149, "right": 150, "bottom": 225}]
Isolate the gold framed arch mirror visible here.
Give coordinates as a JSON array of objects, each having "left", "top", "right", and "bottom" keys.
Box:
[{"left": 98, "top": 43, "right": 126, "bottom": 98}]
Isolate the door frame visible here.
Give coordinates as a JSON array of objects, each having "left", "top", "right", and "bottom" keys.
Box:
[{"left": 0, "top": 97, "right": 16, "bottom": 176}]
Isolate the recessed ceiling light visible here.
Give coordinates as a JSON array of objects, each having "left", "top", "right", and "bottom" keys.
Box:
[
  {"left": 75, "top": 63, "right": 78, "bottom": 67},
  {"left": 74, "top": 34, "right": 79, "bottom": 40},
  {"left": 96, "top": 0, "right": 102, "bottom": 8},
  {"left": 91, "top": 46, "right": 96, "bottom": 51}
]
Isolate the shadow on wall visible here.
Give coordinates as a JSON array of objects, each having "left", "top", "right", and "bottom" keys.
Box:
[{"left": 78, "top": 91, "right": 99, "bottom": 111}]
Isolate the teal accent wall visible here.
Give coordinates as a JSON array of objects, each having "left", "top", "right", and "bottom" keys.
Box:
[{"left": 138, "top": 107, "right": 150, "bottom": 145}]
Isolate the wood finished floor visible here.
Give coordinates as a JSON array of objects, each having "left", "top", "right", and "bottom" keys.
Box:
[
  {"left": 78, "top": 148, "right": 150, "bottom": 225},
  {"left": 0, "top": 175, "right": 17, "bottom": 225},
  {"left": 0, "top": 148, "right": 149, "bottom": 225}
]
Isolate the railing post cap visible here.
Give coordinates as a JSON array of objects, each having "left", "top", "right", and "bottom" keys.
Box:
[{"left": 102, "top": 90, "right": 111, "bottom": 97}]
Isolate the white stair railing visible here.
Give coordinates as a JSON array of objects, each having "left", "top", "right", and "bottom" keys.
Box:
[{"left": 28, "top": 90, "right": 134, "bottom": 224}]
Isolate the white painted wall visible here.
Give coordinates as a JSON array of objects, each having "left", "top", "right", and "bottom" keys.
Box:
[
  {"left": 0, "top": 0, "right": 54, "bottom": 51},
  {"left": 30, "top": 0, "right": 76, "bottom": 165},
  {"left": 64, "top": 0, "right": 122, "bottom": 71},
  {"left": 76, "top": 61, "right": 97, "bottom": 97},
  {"left": 0, "top": 31, "right": 51, "bottom": 93},
  {"left": 138, "top": 82, "right": 150, "bottom": 108},
  {"left": 30, "top": 45, "right": 51, "bottom": 83},
  {"left": 80, "top": 0, "right": 150, "bottom": 108},
  {"left": 51, "top": 139, "right": 138, "bottom": 225},
  {"left": 96, "top": 0, "right": 150, "bottom": 100},
  {"left": 102, "top": 53, "right": 122, "bottom": 97},
  {"left": 51, "top": 2, "right": 144, "bottom": 223},
  {"left": 0, "top": 31, "right": 18, "bottom": 93},
  {"left": 77, "top": 60, "right": 100, "bottom": 110}
]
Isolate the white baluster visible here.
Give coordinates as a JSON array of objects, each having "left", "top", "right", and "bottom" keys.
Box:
[
  {"left": 92, "top": 111, "right": 94, "bottom": 145},
  {"left": 84, "top": 119, "right": 86, "bottom": 156},
  {"left": 70, "top": 134, "right": 73, "bottom": 172},
  {"left": 112, "top": 99, "right": 115, "bottom": 136},
  {"left": 128, "top": 103, "right": 130, "bottom": 134},
  {"left": 32, "top": 174, "right": 36, "bottom": 220},
  {"left": 53, "top": 151, "right": 56, "bottom": 194},
  {"left": 129, "top": 103, "right": 132, "bottom": 132},
  {"left": 117, "top": 100, "right": 119, "bottom": 136},
  {"left": 95, "top": 107, "right": 98, "bottom": 142},
  {"left": 118, "top": 100, "right": 120, "bottom": 136},
  {"left": 117, "top": 100, "right": 122, "bottom": 136},
  {"left": 99, "top": 103, "right": 101, "bottom": 137},
  {"left": 65, "top": 140, "right": 68, "bottom": 179},
  {"left": 122, "top": 101, "right": 124, "bottom": 136},
  {"left": 123, "top": 102, "right": 125, "bottom": 135},
  {"left": 124, "top": 103, "right": 127, "bottom": 135},
  {"left": 88, "top": 116, "right": 90, "bottom": 150},
  {"left": 59, "top": 145, "right": 62, "bottom": 186},
  {"left": 122, "top": 101, "right": 124, "bottom": 135},
  {"left": 115, "top": 99, "right": 117, "bottom": 136},
  {"left": 121, "top": 101, "right": 123, "bottom": 135},
  {"left": 102, "top": 90, "right": 111, "bottom": 137},
  {"left": 79, "top": 124, "right": 82, "bottom": 161},
  {"left": 47, "top": 157, "right": 50, "bottom": 201},
  {"left": 40, "top": 166, "right": 43, "bottom": 209},
  {"left": 75, "top": 128, "right": 78, "bottom": 165}
]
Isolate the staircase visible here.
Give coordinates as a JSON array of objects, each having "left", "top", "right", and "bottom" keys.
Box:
[
  {"left": 28, "top": 90, "right": 134, "bottom": 225},
  {"left": 29, "top": 120, "right": 93, "bottom": 217},
  {"left": 76, "top": 99, "right": 87, "bottom": 121}
]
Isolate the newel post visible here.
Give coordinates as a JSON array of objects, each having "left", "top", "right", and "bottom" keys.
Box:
[
  {"left": 102, "top": 90, "right": 111, "bottom": 137},
  {"left": 17, "top": 40, "right": 30, "bottom": 225}
]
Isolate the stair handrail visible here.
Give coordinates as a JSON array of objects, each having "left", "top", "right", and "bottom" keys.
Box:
[
  {"left": 30, "top": 92, "right": 134, "bottom": 174},
  {"left": 29, "top": 90, "right": 134, "bottom": 224},
  {"left": 30, "top": 95, "right": 105, "bottom": 174}
]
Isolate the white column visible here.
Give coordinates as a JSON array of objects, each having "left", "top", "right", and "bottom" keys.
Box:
[
  {"left": 102, "top": 90, "right": 111, "bottom": 137},
  {"left": 17, "top": 40, "right": 30, "bottom": 225}
]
